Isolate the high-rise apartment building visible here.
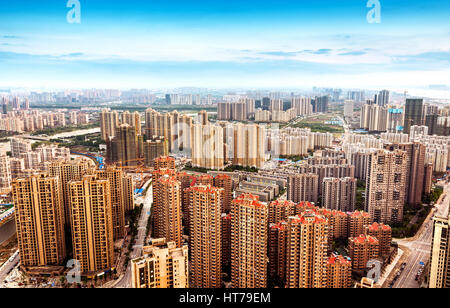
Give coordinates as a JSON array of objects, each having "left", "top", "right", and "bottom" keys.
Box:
[
  {"left": 95, "top": 166, "right": 130, "bottom": 240},
  {"left": 13, "top": 174, "right": 66, "bottom": 267},
  {"left": 232, "top": 123, "right": 266, "bottom": 168},
  {"left": 231, "top": 194, "right": 268, "bottom": 288},
  {"left": 68, "top": 175, "right": 114, "bottom": 274},
  {"left": 376, "top": 90, "right": 390, "bottom": 107},
  {"left": 10, "top": 138, "right": 32, "bottom": 158},
  {"left": 285, "top": 211, "right": 328, "bottom": 288},
  {"left": 268, "top": 221, "right": 288, "bottom": 286},
  {"left": 187, "top": 185, "right": 223, "bottom": 288},
  {"left": 322, "top": 177, "right": 357, "bottom": 212},
  {"left": 143, "top": 137, "right": 169, "bottom": 166},
  {"left": 287, "top": 173, "right": 319, "bottom": 203},
  {"left": 48, "top": 159, "right": 92, "bottom": 224},
  {"left": 326, "top": 253, "right": 352, "bottom": 288},
  {"left": 0, "top": 155, "right": 11, "bottom": 193},
  {"left": 153, "top": 156, "right": 176, "bottom": 170},
  {"left": 153, "top": 173, "right": 183, "bottom": 248},
  {"left": 107, "top": 124, "right": 143, "bottom": 166},
  {"left": 365, "top": 222, "right": 392, "bottom": 257},
  {"left": 428, "top": 215, "right": 450, "bottom": 288},
  {"left": 291, "top": 97, "right": 312, "bottom": 116},
  {"left": 131, "top": 238, "right": 189, "bottom": 288},
  {"left": 221, "top": 213, "right": 232, "bottom": 271},
  {"left": 268, "top": 199, "right": 296, "bottom": 225},
  {"left": 404, "top": 98, "right": 424, "bottom": 134},
  {"left": 365, "top": 149, "right": 408, "bottom": 225},
  {"left": 191, "top": 123, "right": 225, "bottom": 170},
  {"left": 348, "top": 211, "right": 372, "bottom": 238},
  {"left": 348, "top": 235, "right": 379, "bottom": 271},
  {"left": 122, "top": 111, "right": 142, "bottom": 137},
  {"left": 213, "top": 174, "right": 233, "bottom": 213},
  {"left": 100, "top": 109, "right": 120, "bottom": 141}
]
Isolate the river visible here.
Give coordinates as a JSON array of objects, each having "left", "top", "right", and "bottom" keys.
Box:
[{"left": 0, "top": 127, "right": 100, "bottom": 153}]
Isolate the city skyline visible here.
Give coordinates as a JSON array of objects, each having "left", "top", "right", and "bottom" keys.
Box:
[{"left": 0, "top": 1, "right": 449, "bottom": 97}]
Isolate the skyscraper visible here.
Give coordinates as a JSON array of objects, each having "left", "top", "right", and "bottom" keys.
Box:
[
  {"left": 376, "top": 90, "right": 390, "bottom": 107},
  {"left": 429, "top": 215, "right": 450, "bottom": 288},
  {"left": 191, "top": 123, "right": 224, "bottom": 170},
  {"left": 322, "top": 177, "right": 357, "bottom": 212},
  {"left": 69, "top": 175, "right": 114, "bottom": 274},
  {"left": 365, "top": 222, "right": 392, "bottom": 257},
  {"left": 231, "top": 194, "right": 268, "bottom": 288},
  {"left": 285, "top": 210, "right": 328, "bottom": 288},
  {"left": 0, "top": 155, "right": 11, "bottom": 193},
  {"left": 13, "top": 174, "right": 66, "bottom": 267},
  {"left": 404, "top": 98, "right": 424, "bottom": 134},
  {"left": 348, "top": 235, "right": 379, "bottom": 271},
  {"left": 187, "top": 185, "right": 223, "bottom": 288},
  {"left": 100, "top": 109, "right": 120, "bottom": 141},
  {"left": 131, "top": 238, "right": 189, "bottom": 288},
  {"left": 144, "top": 138, "right": 169, "bottom": 166},
  {"left": 95, "top": 166, "right": 130, "bottom": 240},
  {"left": 287, "top": 173, "right": 319, "bottom": 203},
  {"left": 107, "top": 124, "right": 143, "bottom": 166},
  {"left": 326, "top": 253, "right": 352, "bottom": 288},
  {"left": 153, "top": 173, "right": 183, "bottom": 248},
  {"left": 48, "top": 159, "right": 92, "bottom": 224},
  {"left": 365, "top": 149, "right": 408, "bottom": 225},
  {"left": 213, "top": 174, "right": 233, "bottom": 213}
]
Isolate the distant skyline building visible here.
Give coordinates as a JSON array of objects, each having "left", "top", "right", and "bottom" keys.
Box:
[{"left": 404, "top": 98, "right": 424, "bottom": 134}]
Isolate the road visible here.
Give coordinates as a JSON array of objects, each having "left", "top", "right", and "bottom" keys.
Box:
[
  {"left": 0, "top": 251, "right": 19, "bottom": 285},
  {"left": 114, "top": 181, "right": 153, "bottom": 288},
  {"left": 394, "top": 182, "right": 450, "bottom": 288}
]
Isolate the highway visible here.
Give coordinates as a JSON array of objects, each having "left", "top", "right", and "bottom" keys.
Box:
[
  {"left": 394, "top": 182, "right": 450, "bottom": 288},
  {"left": 114, "top": 181, "right": 153, "bottom": 288}
]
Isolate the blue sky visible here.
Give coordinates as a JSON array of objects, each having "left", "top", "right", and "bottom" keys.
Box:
[{"left": 0, "top": 0, "right": 449, "bottom": 91}]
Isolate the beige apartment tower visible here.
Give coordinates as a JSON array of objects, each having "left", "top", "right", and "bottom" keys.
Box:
[
  {"left": 131, "top": 238, "right": 189, "bottom": 288},
  {"left": 187, "top": 185, "right": 223, "bottom": 288},
  {"left": 231, "top": 194, "right": 268, "bottom": 288},
  {"left": 48, "top": 159, "right": 92, "bottom": 224},
  {"left": 95, "top": 166, "right": 130, "bottom": 240},
  {"left": 69, "top": 175, "right": 114, "bottom": 274},
  {"left": 322, "top": 177, "right": 357, "bottom": 212},
  {"left": 429, "top": 215, "right": 450, "bottom": 288},
  {"left": 285, "top": 211, "right": 329, "bottom": 288},
  {"left": 100, "top": 109, "right": 120, "bottom": 141},
  {"left": 287, "top": 173, "right": 319, "bottom": 203},
  {"left": 13, "top": 174, "right": 66, "bottom": 267},
  {"left": 153, "top": 174, "right": 183, "bottom": 248},
  {"left": 365, "top": 149, "right": 408, "bottom": 225}
]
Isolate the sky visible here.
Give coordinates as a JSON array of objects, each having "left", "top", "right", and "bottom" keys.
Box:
[{"left": 0, "top": 0, "right": 449, "bottom": 95}]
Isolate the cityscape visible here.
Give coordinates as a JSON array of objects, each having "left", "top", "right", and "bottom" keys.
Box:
[{"left": 0, "top": 0, "right": 449, "bottom": 296}]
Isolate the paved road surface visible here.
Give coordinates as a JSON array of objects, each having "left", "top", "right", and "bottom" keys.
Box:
[
  {"left": 114, "top": 182, "right": 153, "bottom": 288},
  {"left": 394, "top": 182, "right": 450, "bottom": 288},
  {"left": 0, "top": 252, "right": 19, "bottom": 285}
]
